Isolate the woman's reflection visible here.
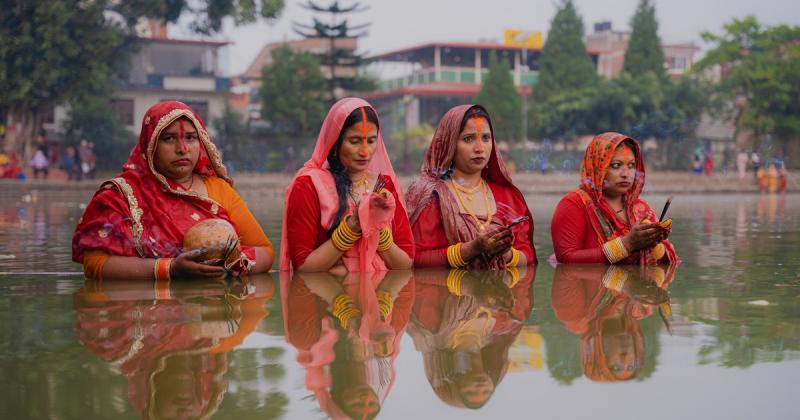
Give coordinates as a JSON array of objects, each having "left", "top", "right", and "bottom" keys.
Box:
[
  {"left": 406, "top": 267, "right": 535, "bottom": 409},
  {"left": 551, "top": 264, "right": 675, "bottom": 382},
  {"left": 281, "top": 270, "right": 413, "bottom": 419},
  {"left": 72, "top": 274, "right": 275, "bottom": 419}
]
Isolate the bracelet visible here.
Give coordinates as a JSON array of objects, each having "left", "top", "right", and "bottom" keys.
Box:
[
  {"left": 332, "top": 216, "right": 361, "bottom": 252},
  {"left": 153, "top": 258, "right": 172, "bottom": 282},
  {"left": 602, "top": 237, "right": 629, "bottom": 263},
  {"left": 377, "top": 228, "right": 393, "bottom": 252},
  {"left": 446, "top": 242, "right": 467, "bottom": 268},
  {"left": 376, "top": 290, "right": 393, "bottom": 320},
  {"left": 446, "top": 269, "right": 467, "bottom": 296},
  {"left": 505, "top": 247, "right": 521, "bottom": 268}
]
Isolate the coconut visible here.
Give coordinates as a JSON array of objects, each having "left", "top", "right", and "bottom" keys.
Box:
[{"left": 183, "top": 219, "right": 240, "bottom": 265}]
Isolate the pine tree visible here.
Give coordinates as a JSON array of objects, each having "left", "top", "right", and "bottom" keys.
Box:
[
  {"left": 475, "top": 51, "right": 522, "bottom": 142},
  {"left": 532, "top": 0, "right": 597, "bottom": 103},
  {"left": 623, "top": 0, "right": 666, "bottom": 77}
]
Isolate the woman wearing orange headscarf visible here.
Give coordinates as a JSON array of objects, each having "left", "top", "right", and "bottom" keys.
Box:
[
  {"left": 406, "top": 105, "right": 536, "bottom": 270},
  {"left": 72, "top": 101, "right": 274, "bottom": 280},
  {"left": 551, "top": 132, "right": 677, "bottom": 265},
  {"left": 281, "top": 98, "right": 413, "bottom": 273}
]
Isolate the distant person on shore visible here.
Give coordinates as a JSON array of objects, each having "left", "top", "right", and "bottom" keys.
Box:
[
  {"left": 704, "top": 148, "right": 714, "bottom": 176},
  {"left": 757, "top": 165, "right": 768, "bottom": 192},
  {"left": 29, "top": 144, "right": 49, "bottom": 179},
  {"left": 751, "top": 152, "right": 761, "bottom": 179},
  {"left": 551, "top": 132, "right": 678, "bottom": 265},
  {"left": 736, "top": 150, "right": 749, "bottom": 179},
  {"left": 692, "top": 147, "right": 704, "bottom": 175},
  {"left": 405, "top": 104, "right": 536, "bottom": 270},
  {"left": 73, "top": 101, "right": 274, "bottom": 280},
  {"left": 78, "top": 139, "right": 96, "bottom": 179},
  {"left": 61, "top": 146, "right": 80, "bottom": 181},
  {"left": 767, "top": 163, "right": 779, "bottom": 193},
  {"left": 280, "top": 97, "right": 413, "bottom": 273},
  {"left": 777, "top": 161, "right": 788, "bottom": 193}
]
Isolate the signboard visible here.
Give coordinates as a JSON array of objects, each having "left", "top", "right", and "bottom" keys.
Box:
[{"left": 503, "top": 30, "right": 543, "bottom": 49}]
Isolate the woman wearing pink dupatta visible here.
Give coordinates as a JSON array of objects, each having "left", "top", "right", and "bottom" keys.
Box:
[{"left": 280, "top": 97, "right": 413, "bottom": 273}]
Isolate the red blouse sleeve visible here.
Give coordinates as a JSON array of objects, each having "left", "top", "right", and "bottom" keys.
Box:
[
  {"left": 285, "top": 176, "right": 324, "bottom": 269},
  {"left": 384, "top": 178, "right": 414, "bottom": 260},
  {"left": 72, "top": 187, "right": 137, "bottom": 262},
  {"left": 551, "top": 193, "right": 608, "bottom": 264},
  {"left": 411, "top": 195, "right": 450, "bottom": 268},
  {"left": 489, "top": 182, "right": 537, "bottom": 264}
]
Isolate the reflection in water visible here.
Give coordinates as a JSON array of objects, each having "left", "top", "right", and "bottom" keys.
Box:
[
  {"left": 72, "top": 274, "right": 275, "bottom": 419},
  {"left": 281, "top": 270, "right": 413, "bottom": 419},
  {"left": 551, "top": 264, "right": 675, "bottom": 382},
  {"left": 407, "top": 267, "right": 535, "bottom": 409}
]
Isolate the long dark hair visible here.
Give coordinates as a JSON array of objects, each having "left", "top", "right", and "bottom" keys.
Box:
[{"left": 326, "top": 106, "right": 380, "bottom": 234}]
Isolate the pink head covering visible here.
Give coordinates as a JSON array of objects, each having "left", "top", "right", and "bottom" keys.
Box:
[{"left": 279, "top": 97, "right": 405, "bottom": 272}]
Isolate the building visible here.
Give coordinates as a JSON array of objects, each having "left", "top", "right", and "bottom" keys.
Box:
[
  {"left": 365, "top": 41, "right": 599, "bottom": 141},
  {"left": 45, "top": 23, "right": 231, "bottom": 138},
  {"left": 586, "top": 21, "right": 699, "bottom": 79}
]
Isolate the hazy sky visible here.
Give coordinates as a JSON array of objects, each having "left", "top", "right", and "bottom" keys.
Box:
[{"left": 170, "top": 0, "right": 800, "bottom": 76}]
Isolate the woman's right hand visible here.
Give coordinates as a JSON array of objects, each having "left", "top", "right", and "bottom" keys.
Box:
[
  {"left": 169, "top": 249, "right": 227, "bottom": 279},
  {"left": 622, "top": 222, "right": 667, "bottom": 252},
  {"left": 346, "top": 212, "right": 362, "bottom": 234}
]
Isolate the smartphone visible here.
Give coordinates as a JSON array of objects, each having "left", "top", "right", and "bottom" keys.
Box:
[{"left": 506, "top": 216, "right": 530, "bottom": 229}]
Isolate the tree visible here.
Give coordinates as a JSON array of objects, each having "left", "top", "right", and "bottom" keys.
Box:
[
  {"left": 258, "top": 46, "right": 328, "bottom": 146},
  {"left": 623, "top": 0, "right": 666, "bottom": 78},
  {"left": 695, "top": 17, "right": 800, "bottom": 165},
  {"left": 529, "top": 0, "right": 598, "bottom": 140},
  {"left": 0, "top": 1, "right": 284, "bottom": 161},
  {"left": 475, "top": 51, "right": 522, "bottom": 142}
]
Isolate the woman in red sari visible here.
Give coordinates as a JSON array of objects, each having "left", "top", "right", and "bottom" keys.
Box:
[
  {"left": 281, "top": 97, "right": 413, "bottom": 273},
  {"left": 551, "top": 132, "right": 677, "bottom": 265},
  {"left": 406, "top": 105, "right": 536, "bottom": 270},
  {"left": 72, "top": 101, "right": 273, "bottom": 280}
]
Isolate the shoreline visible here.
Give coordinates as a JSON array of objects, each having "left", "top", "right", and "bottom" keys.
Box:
[{"left": 2, "top": 170, "right": 796, "bottom": 198}]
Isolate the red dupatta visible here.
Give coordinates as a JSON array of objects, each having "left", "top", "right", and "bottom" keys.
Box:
[
  {"left": 406, "top": 104, "right": 536, "bottom": 269},
  {"left": 576, "top": 132, "right": 678, "bottom": 265},
  {"left": 72, "top": 101, "right": 252, "bottom": 263}
]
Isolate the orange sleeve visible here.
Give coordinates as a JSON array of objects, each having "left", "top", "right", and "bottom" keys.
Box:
[
  {"left": 205, "top": 177, "right": 274, "bottom": 257},
  {"left": 83, "top": 251, "right": 111, "bottom": 279}
]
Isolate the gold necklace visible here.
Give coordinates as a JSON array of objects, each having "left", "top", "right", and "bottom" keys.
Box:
[
  {"left": 179, "top": 174, "right": 194, "bottom": 191},
  {"left": 451, "top": 179, "right": 482, "bottom": 201},
  {"left": 349, "top": 174, "right": 369, "bottom": 204},
  {"left": 451, "top": 178, "right": 492, "bottom": 231}
]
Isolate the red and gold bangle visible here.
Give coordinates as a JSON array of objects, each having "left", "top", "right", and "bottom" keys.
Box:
[
  {"left": 376, "top": 290, "right": 393, "bottom": 320},
  {"left": 602, "top": 265, "right": 628, "bottom": 291},
  {"left": 153, "top": 258, "right": 172, "bottom": 282},
  {"left": 446, "top": 269, "right": 467, "bottom": 296}
]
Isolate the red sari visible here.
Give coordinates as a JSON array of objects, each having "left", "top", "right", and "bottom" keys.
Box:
[
  {"left": 72, "top": 101, "right": 259, "bottom": 268},
  {"left": 406, "top": 104, "right": 536, "bottom": 269},
  {"left": 551, "top": 132, "right": 678, "bottom": 265}
]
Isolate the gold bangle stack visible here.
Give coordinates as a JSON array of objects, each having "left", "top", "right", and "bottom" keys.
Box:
[
  {"left": 505, "top": 247, "right": 521, "bottom": 268},
  {"left": 602, "top": 265, "right": 629, "bottom": 291},
  {"left": 377, "top": 228, "right": 393, "bottom": 252},
  {"left": 332, "top": 215, "right": 361, "bottom": 252},
  {"left": 447, "top": 242, "right": 467, "bottom": 268},
  {"left": 377, "top": 290, "right": 393, "bottom": 321},
  {"left": 446, "top": 269, "right": 467, "bottom": 296},
  {"left": 332, "top": 294, "right": 361, "bottom": 329},
  {"left": 602, "top": 237, "right": 629, "bottom": 263}
]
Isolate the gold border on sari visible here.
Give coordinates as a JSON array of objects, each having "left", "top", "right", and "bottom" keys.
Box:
[{"left": 109, "top": 177, "right": 146, "bottom": 257}]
